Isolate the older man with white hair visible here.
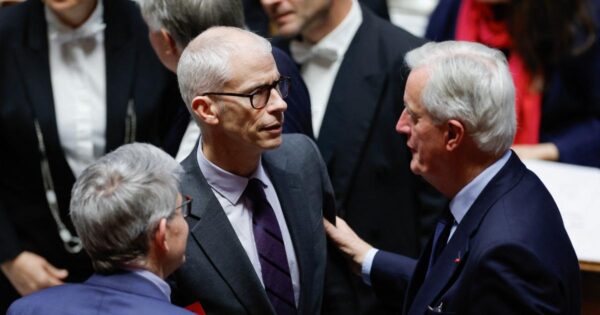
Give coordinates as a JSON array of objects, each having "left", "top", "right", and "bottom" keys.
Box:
[
  {"left": 325, "top": 41, "right": 581, "bottom": 314},
  {"left": 8, "top": 143, "right": 193, "bottom": 315}
]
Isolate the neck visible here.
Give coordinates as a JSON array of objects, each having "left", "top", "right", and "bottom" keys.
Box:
[
  {"left": 434, "top": 147, "right": 502, "bottom": 199},
  {"left": 201, "top": 135, "right": 261, "bottom": 177},
  {"left": 50, "top": 0, "right": 98, "bottom": 28},
  {"left": 301, "top": 0, "right": 353, "bottom": 44},
  {"left": 124, "top": 259, "right": 166, "bottom": 279}
]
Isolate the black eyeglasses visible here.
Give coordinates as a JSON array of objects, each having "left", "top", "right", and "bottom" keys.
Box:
[
  {"left": 201, "top": 76, "right": 291, "bottom": 109},
  {"left": 172, "top": 195, "right": 192, "bottom": 218}
]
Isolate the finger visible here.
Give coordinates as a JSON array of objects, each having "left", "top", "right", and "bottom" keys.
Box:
[
  {"left": 45, "top": 275, "right": 65, "bottom": 287},
  {"left": 43, "top": 263, "right": 69, "bottom": 280},
  {"left": 323, "top": 218, "right": 335, "bottom": 233}
]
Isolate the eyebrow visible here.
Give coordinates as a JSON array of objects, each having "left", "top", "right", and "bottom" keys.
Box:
[
  {"left": 404, "top": 103, "right": 417, "bottom": 117},
  {"left": 240, "top": 78, "right": 276, "bottom": 94}
]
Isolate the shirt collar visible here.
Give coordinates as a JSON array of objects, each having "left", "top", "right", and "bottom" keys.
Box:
[
  {"left": 129, "top": 269, "right": 172, "bottom": 302},
  {"left": 196, "top": 140, "right": 270, "bottom": 205},
  {"left": 449, "top": 150, "right": 512, "bottom": 224},
  {"left": 290, "top": 0, "right": 362, "bottom": 63}
]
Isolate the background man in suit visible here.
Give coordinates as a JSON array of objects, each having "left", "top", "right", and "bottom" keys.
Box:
[
  {"left": 171, "top": 26, "right": 353, "bottom": 314},
  {"left": 0, "top": 0, "right": 181, "bottom": 311},
  {"left": 8, "top": 143, "right": 193, "bottom": 315},
  {"left": 325, "top": 41, "right": 581, "bottom": 314},
  {"left": 260, "top": 0, "right": 444, "bottom": 312},
  {"left": 133, "top": 0, "right": 314, "bottom": 162}
]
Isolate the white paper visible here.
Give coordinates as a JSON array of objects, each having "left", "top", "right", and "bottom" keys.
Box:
[{"left": 524, "top": 160, "right": 600, "bottom": 263}]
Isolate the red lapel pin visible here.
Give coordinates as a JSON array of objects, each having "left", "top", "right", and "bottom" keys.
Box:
[{"left": 453, "top": 251, "right": 462, "bottom": 264}]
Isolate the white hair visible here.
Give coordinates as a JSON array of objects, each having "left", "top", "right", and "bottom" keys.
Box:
[
  {"left": 177, "top": 26, "right": 272, "bottom": 120},
  {"left": 69, "top": 143, "right": 183, "bottom": 273},
  {"left": 405, "top": 41, "right": 516, "bottom": 155}
]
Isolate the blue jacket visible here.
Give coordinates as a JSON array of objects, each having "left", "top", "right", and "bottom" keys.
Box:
[
  {"left": 371, "top": 153, "right": 581, "bottom": 314},
  {"left": 8, "top": 272, "right": 193, "bottom": 315}
]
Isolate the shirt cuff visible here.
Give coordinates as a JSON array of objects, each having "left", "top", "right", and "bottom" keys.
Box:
[{"left": 361, "top": 248, "right": 379, "bottom": 286}]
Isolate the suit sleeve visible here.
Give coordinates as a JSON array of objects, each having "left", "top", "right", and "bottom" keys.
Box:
[
  {"left": 0, "top": 21, "right": 23, "bottom": 264},
  {"left": 303, "top": 137, "right": 358, "bottom": 314},
  {"left": 467, "top": 243, "right": 574, "bottom": 314},
  {"left": 0, "top": 197, "right": 22, "bottom": 264},
  {"left": 370, "top": 250, "right": 417, "bottom": 307}
]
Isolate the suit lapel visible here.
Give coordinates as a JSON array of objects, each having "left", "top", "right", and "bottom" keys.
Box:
[
  {"left": 406, "top": 153, "right": 526, "bottom": 314},
  {"left": 262, "top": 151, "right": 313, "bottom": 313},
  {"left": 180, "top": 146, "right": 274, "bottom": 315},
  {"left": 103, "top": 0, "right": 136, "bottom": 152},
  {"left": 14, "top": 0, "right": 75, "bottom": 183},
  {"left": 316, "top": 9, "right": 387, "bottom": 200}
]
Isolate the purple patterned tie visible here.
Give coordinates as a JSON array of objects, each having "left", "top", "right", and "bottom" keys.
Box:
[{"left": 245, "top": 178, "right": 296, "bottom": 315}]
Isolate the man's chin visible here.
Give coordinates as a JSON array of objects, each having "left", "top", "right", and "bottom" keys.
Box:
[
  {"left": 276, "top": 23, "right": 302, "bottom": 38},
  {"left": 260, "top": 137, "right": 283, "bottom": 150}
]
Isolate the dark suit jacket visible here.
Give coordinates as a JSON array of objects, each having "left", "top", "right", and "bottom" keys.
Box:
[
  {"left": 360, "top": 0, "right": 390, "bottom": 20},
  {"left": 371, "top": 153, "right": 581, "bottom": 314},
  {"left": 7, "top": 272, "right": 193, "bottom": 315},
  {"left": 0, "top": 0, "right": 181, "bottom": 309},
  {"left": 426, "top": 0, "right": 600, "bottom": 167},
  {"left": 171, "top": 134, "right": 353, "bottom": 314}
]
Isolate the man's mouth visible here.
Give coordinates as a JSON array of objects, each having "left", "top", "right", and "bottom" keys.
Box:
[{"left": 262, "top": 122, "right": 282, "bottom": 132}]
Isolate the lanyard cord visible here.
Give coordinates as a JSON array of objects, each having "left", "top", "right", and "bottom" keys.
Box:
[{"left": 33, "top": 120, "right": 83, "bottom": 254}]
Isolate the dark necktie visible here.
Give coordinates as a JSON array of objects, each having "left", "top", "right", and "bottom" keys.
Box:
[
  {"left": 244, "top": 178, "right": 296, "bottom": 315},
  {"left": 426, "top": 208, "right": 455, "bottom": 277}
]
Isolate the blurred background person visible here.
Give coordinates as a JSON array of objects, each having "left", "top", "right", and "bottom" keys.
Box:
[
  {"left": 0, "top": 0, "right": 182, "bottom": 311},
  {"left": 134, "top": 0, "right": 313, "bottom": 161},
  {"left": 8, "top": 143, "right": 193, "bottom": 315},
  {"left": 427, "top": 0, "right": 600, "bottom": 167}
]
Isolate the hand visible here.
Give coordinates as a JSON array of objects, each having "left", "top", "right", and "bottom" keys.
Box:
[
  {"left": 323, "top": 217, "right": 373, "bottom": 275},
  {"left": 0, "top": 251, "right": 68, "bottom": 296},
  {"left": 512, "top": 143, "right": 559, "bottom": 161}
]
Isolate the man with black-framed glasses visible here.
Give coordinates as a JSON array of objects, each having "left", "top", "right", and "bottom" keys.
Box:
[
  {"left": 171, "top": 26, "right": 354, "bottom": 315},
  {"left": 8, "top": 143, "right": 194, "bottom": 315}
]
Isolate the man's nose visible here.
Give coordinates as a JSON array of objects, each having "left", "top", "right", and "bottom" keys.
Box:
[
  {"left": 396, "top": 108, "right": 410, "bottom": 134},
  {"left": 266, "top": 88, "right": 288, "bottom": 113}
]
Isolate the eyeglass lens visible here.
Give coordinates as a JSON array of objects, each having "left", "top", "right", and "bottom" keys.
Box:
[{"left": 252, "top": 78, "right": 290, "bottom": 109}]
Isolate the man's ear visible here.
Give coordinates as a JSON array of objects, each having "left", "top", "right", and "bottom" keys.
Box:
[
  {"left": 153, "top": 218, "right": 169, "bottom": 252},
  {"left": 160, "top": 29, "right": 181, "bottom": 58},
  {"left": 191, "top": 96, "right": 219, "bottom": 125},
  {"left": 446, "top": 119, "right": 465, "bottom": 151}
]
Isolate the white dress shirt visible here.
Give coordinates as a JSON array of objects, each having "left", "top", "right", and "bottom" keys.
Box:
[
  {"left": 290, "top": 0, "right": 362, "bottom": 138},
  {"left": 361, "top": 151, "right": 512, "bottom": 285},
  {"left": 196, "top": 144, "right": 300, "bottom": 305},
  {"left": 387, "top": 0, "right": 439, "bottom": 37},
  {"left": 175, "top": 119, "right": 201, "bottom": 162},
  {"left": 46, "top": 1, "right": 106, "bottom": 177}
]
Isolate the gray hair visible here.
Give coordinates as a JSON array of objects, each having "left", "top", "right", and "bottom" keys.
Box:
[
  {"left": 177, "top": 26, "right": 272, "bottom": 115},
  {"left": 133, "top": 0, "right": 245, "bottom": 49},
  {"left": 405, "top": 41, "right": 516, "bottom": 155},
  {"left": 69, "top": 143, "right": 183, "bottom": 273}
]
